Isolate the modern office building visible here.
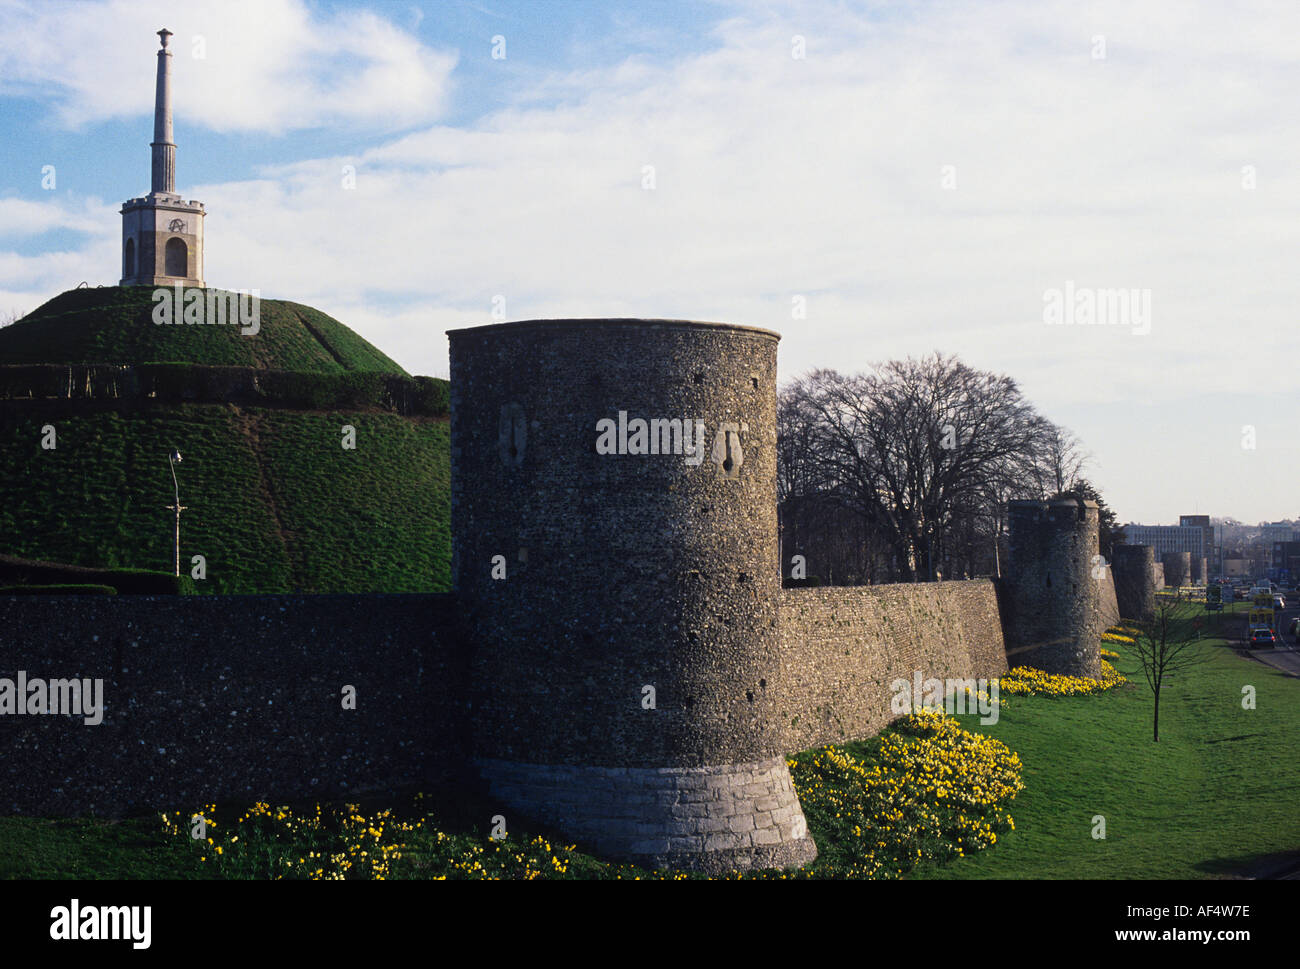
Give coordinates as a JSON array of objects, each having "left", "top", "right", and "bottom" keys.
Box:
[{"left": 1119, "top": 524, "right": 1206, "bottom": 560}]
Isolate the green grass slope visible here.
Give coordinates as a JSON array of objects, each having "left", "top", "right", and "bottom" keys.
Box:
[
  {"left": 0, "top": 404, "right": 449, "bottom": 593},
  {"left": 0, "top": 286, "right": 405, "bottom": 373},
  {"left": 910, "top": 613, "right": 1300, "bottom": 879}
]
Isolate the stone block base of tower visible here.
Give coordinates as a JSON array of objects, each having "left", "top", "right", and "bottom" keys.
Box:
[{"left": 475, "top": 756, "right": 818, "bottom": 874}]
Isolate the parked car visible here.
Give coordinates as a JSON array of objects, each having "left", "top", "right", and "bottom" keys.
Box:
[
  {"left": 1289, "top": 617, "right": 1300, "bottom": 640},
  {"left": 1273, "top": 595, "right": 1286, "bottom": 611},
  {"left": 1250, "top": 627, "right": 1277, "bottom": 648}
]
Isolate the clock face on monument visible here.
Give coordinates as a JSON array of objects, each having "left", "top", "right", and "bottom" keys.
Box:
[{"left": 168, "top": 218, "right": 186, "bottom": 232}]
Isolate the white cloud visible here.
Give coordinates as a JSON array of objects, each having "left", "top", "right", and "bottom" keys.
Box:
[
  {"left": 0, "top": 0, "right": 457, "bottom": 132},
  {"left": 0, "top": 194, "right": 117, "bottom": 295},
  {"left": 0, "top": 195, "right": 109, "bottom": 238}
]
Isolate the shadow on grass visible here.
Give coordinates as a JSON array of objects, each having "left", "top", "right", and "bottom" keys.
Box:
[{"left": 1195, "top": 850, "right": 1300, "bottom": 879}]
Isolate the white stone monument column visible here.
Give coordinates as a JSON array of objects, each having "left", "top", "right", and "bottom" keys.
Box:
[{"left": 151, "top": 28, "right": 176, "bottom": 197}]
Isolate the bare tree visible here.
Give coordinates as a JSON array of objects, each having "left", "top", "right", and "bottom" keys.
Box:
[
  {"left": 779, "top": 354, "right": 1055, "bottom": 582},
  {"left": 779, "top": 383, "right": 892, "bottom": 584},
  {"left": 1, "top": 308, "right": 26, "bottom": 328},
  {"left": 1131, "top": 590, "right": 1207, "bottom": 742},
  {"left": 1036, "top": 423, "right": 1089, "bottom": 495}
]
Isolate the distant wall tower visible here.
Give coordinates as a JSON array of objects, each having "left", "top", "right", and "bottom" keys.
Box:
[
  {"left": 1162, "top": 551, "right": 1191, "bottom": 588},
  {"left": 1112, "top": 544, "right": 1157, "bottom": 622},
  {"left": 1002, "top": 498, "right": 1104, "bottom": 678},
  {"left": 120, "top": 28, "right": 205, "bottom": 287}
]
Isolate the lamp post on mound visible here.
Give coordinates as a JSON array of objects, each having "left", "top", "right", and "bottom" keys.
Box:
[{"left": 165, "top": 449, "right": 186, "bottom": 576}]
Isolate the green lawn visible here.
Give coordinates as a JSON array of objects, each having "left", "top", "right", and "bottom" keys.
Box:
[
  {"left": 0, "top": 816, "right": 194, "bottom": 880},
  {"left": 913, "top": 609, "right": 1300, "bottom": 879}
]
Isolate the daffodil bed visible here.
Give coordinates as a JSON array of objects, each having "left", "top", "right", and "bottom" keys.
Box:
[
  {"left": 997, "top": 626, "right": 1131, "bottom": 698},
  {"left": 157, "top": 710, "right": 1024, "bottom": 880},
  {"left": 767, "top": 710, "right": 1024, "bottom": 879},
  {"left": 159, "top": 795, "right": 581, "bottom": 880}
]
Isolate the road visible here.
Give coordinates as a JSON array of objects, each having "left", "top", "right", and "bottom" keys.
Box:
[{"left": 1228, "top": 593, "right": 1300, "bottom": 676}]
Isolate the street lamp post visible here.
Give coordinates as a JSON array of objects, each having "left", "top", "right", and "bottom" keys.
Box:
[{"left": 165, "top": 449, "right": 186, "bottom": 577}]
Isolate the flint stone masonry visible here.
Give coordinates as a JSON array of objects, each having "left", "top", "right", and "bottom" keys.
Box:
[
  {"left": 1001, "top": 499, "right": 1103, "bottom": 678},
  {"left": 448, "top": 318, "right": 818, "bottom": 871},
  {"left": 1112, "top": 545, "right": 1157, "bottom": 621},
  {"left": 1190, "top": 556, "right": 1207, "bottom": 585},
  {"left": 1098, "top": 566, "right": 1121, "bottom": 629},
  {"left": 0, "top": 593, "right": 466, "bottom": 816},
  {"left": 1162, "top": 551, "right": 1191, "bottom": 588},
  {"left": 776, "top": 580, "right": 1007, "bottom": 750},
  {"left": 449, "top": 319, "right": 787, "bottom": 768}
]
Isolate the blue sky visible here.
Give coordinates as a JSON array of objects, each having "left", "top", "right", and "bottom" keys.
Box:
[
  {"left": 1, "top": 0, "right": 1297, "bottom": 526},
  {"left": 0, "top": 1, "right": 725, "bottom": 257}
]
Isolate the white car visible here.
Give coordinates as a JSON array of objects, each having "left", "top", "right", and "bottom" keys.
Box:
[{"left": 1273, "top": 595, "right": 1286, "bottom": 611}]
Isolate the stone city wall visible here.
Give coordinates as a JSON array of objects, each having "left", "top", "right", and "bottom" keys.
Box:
[
  {"left": 0, "top": 593, "right": 466, "bottom": 817},
  {"left": 776, "top": 579, "right": 1008, "bottom": 751}
]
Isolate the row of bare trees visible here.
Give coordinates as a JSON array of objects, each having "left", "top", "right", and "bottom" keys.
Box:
[{"left": 778, "top": 353, "right": 1092, "bottom": 585}]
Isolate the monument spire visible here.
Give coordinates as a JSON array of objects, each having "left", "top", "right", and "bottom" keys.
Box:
[
  {"left": 120, "top": 27, "right": 205, "bottom": 287},
  {"left": 151, "top": 28, "right": 176, "bottom": 196}
]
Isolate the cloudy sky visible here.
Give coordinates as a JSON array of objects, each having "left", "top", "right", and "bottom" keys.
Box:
[{"left": 1, "top": 0, "right": 1296, "bottom": 526}]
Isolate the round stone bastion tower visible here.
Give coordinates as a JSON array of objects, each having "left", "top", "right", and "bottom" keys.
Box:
[
  {"left": 447, "top": 319, "right": 817, "bottom": 873},
  {"left": 1162, "top": 551, "right": 1191, "bottom": 588},
  {"left": 1003, "top": 498, "right": 1104, "bottom": 678},
  {"left": 1111, "top": 544, "right": 1157, "bottom": 622}
]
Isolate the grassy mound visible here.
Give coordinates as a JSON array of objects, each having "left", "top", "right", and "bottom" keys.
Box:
[
  {"left": 0, "top": 286, "right": 404, "bottom": 373},
  {"left": 0, "top": 404, "right": 449, "bottom": 593},
  {"left": 0, "top": 285, "right": 449, "bottom": 592}
]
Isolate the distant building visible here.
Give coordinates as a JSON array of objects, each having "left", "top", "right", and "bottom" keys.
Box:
[
  {"left": 1222, "top": 558, "right": 1250, "bottom": 577},
  {"left": 1179, "top": 515, "right": 1217, "bottom": 572},
  {"left": 1271, "top": 540, "right": 1300, "bottom": 580},
  {"left": 1119, "top": 524, "right": 1206, "bottom": 560},
  {"left": 1259, "top": 522, "right": 1298, "bottom": 546},
  {"left": 1248, "top": 544, "right": 1270, "bottom": 576}
]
